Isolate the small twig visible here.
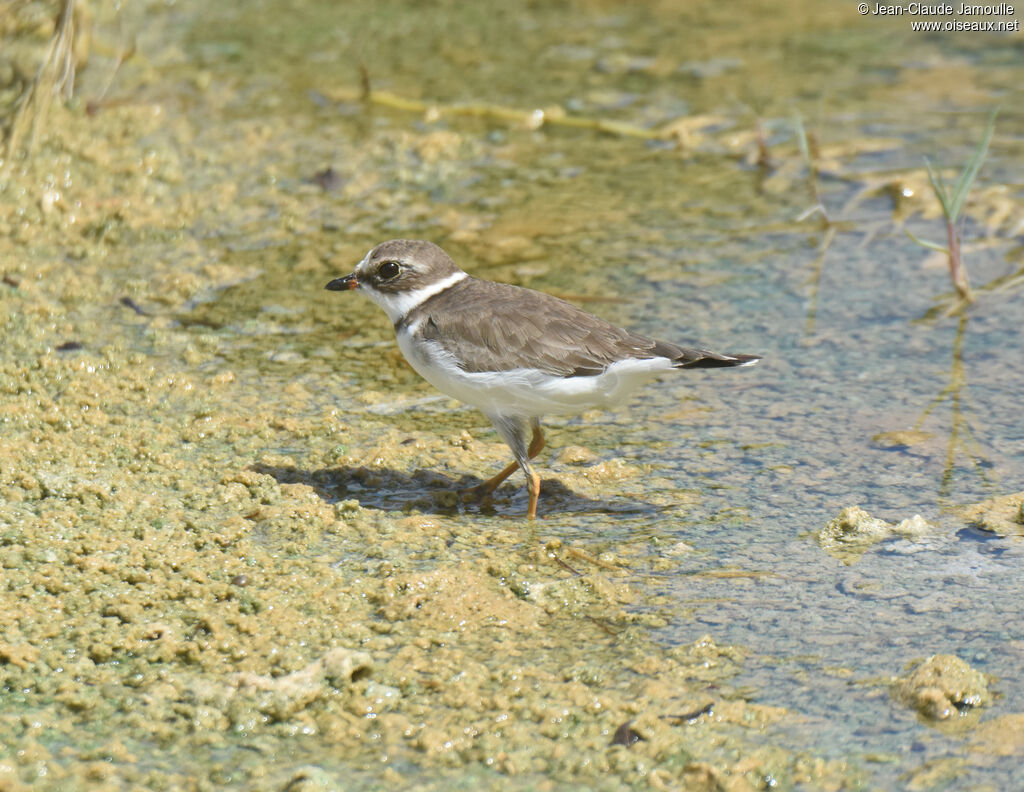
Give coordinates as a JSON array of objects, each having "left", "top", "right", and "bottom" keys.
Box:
[
  {"left": 119, "top": 296, "right": 151, "bottom": 316},
  {"left": 340, "top": 69, "right": 680, "bottom": 142},
  {"left": 564, "top": 546, "right": 624, "bottom": 571},
  {"left": 662, "top": 702, "right": 714, "bottom": 724},
  {"left": 754, "top": 118, "right": 772, "bottom": 169},
  {"left": 549, "top": 553, "right": 582, "bottom": 576},
  {"left": 357, "top": 60, "right": 371, "bottom": 101},
  {"left": 86, "top": 38, "right": 137, "bottom": 116}
]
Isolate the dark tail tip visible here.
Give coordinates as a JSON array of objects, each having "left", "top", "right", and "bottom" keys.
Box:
[{"left": 678, "top": 353, "right": 761, "bottom": 369}]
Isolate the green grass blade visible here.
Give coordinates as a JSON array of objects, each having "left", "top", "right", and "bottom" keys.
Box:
[
  {"left": 903, "top": 227, "right": 949, "bottom": 254},
  {"left": 924, "top": 158, "right": 952, "bottom": 219},
  {"left": 794, "top": 116, "right": 811, "bottom": 165},
  {"left": 948, "top": 107, "right": 998, "bottom": 221}
]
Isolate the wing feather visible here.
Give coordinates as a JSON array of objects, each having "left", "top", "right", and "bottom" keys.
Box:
[{"left": 417, "top": 279, "right": 665, "bottom": 377}]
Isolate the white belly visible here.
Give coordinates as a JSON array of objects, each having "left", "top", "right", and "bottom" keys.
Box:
[{"left": 396, "top": 327, "right": 675, "bottom": 418}]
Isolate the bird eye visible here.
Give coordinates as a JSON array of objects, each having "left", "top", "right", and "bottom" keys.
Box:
[{"left": 378, "top": 261, "right": 401, "bottom": 281}]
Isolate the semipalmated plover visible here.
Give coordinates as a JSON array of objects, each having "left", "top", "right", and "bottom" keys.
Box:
[{"left": 326, "top": 240, "right": 759, "bottom": 519}]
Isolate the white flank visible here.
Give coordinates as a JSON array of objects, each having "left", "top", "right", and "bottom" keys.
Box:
[
  {"left": 358, "top": 271, "right": 467, "bottom": 324},
  {"left": 395, "top": 328, "right": 677, "bottom": 418}
]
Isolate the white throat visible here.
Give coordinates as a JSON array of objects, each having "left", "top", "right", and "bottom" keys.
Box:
[{"left": 360, "top": 271, "right": 467, "bottom": 324}]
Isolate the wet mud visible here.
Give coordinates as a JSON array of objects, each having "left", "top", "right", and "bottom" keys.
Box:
[{"left": 3, "top": 0, "right": 1024, "bottom": 789}]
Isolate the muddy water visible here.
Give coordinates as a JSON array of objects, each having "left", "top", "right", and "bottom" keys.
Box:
[{"left": 2, "top": 0, "right": 1023, "bottom": 789}]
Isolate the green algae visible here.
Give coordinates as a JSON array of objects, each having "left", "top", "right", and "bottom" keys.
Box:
[
  {"left": 2, "top": 0, "right": 1024, "bottom": 790},
  {"left": 893, "top": 654, "right": 992, "bottom": 725},
  {"left": 818, "top": 506, "right": 934, "bottom": 563}
]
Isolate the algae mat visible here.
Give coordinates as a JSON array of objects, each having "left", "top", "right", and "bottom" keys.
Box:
[{"left": 3, "top": 0, "right": 1024, "bottom": 789}]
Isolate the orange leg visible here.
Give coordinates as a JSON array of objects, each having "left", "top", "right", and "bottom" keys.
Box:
[
  {"left": 525, "top": 467, "right": 541, "bottom": 520},
  {"left": 463, "top": 422, "right": 545, "bottom": 517}
]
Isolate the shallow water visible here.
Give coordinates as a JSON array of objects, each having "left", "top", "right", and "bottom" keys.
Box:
[
  {"left": 185, "top": 0, "right": 1024, "bottom": 784},
  {"left": 3, "top": 0, "right": 1024, "bottom": 788}
]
